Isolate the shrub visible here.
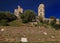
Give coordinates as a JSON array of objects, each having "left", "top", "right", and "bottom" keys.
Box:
[
  {"left": 20, "top": 10, "right": 36, "bottom": 23},
  {"left": 0, "top": 19, "right": 8, "bottom": 26},
  {"left": 53, "top": 24, "right": 60, "bottom": 30},
  {"left": 0, "top": 12, "right": 17, "bottom": 26},
  {"left": 38, "top": 16, "right": 43, "bottom": 23}
]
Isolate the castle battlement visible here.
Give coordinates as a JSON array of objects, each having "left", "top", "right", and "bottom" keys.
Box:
[{"left": 14, "top": 5, "right": 23, "bottom": 19}]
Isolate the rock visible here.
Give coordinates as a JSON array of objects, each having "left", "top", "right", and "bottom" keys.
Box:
[
  {"left": 38, "top": 39, "right": 41, "bottom": 40},
  {"left": 51, "top": 36, "right": 55, "bottom": 39},
  {"left": 20, "top": 37, "right": 28, "bottom": 42},
  {"left": 43, "top": 32, "right": 47, "bottom": 35},
  {"left": 1, "top": 28, "right": 4, "bottom": 32},
  {"left": 33, "top": 22, "right": 37, "bottom": 25},
  {"left": 38, "top": 26, "right": 40, "bottom": 28},
  {"left": 5, "top": 38, "right": 9, "bottom": 41}
]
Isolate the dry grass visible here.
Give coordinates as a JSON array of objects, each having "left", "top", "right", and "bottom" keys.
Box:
[{"left": 0, "top": 26, "right": 60, "bottom": 42}]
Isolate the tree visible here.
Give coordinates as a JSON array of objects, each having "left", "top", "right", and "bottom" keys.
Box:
[{"left": 21, "top": 10, "right": 36, "bottom": 23}]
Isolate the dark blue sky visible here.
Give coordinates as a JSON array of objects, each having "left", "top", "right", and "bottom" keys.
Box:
[{"left": 0, "top": 0, "right": 60, "bottom": 19}]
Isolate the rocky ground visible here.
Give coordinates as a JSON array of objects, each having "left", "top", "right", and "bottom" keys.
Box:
[{"left": 0, "top": 26, "right": 60, "bottom": 42}]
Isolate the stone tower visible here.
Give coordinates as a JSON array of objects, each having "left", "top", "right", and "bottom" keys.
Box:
[
  {"left": 14, "top": 5, "right": 23, "bottom": 19},
  {"left": 56, "top": 18, "right": 60, "bottom": 24},
  {"left": 38, "top": 4, "right": 45, "bottom": 18}
]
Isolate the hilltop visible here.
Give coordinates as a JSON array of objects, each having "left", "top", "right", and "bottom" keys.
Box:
[{"left": 0, "top": 10, "right": 60, "bottom": 42}]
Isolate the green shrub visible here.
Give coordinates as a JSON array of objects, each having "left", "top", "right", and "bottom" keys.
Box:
[
  {"left": 20, "top": 10, "right": 36, "bottom": 23},
  {"left": 0, "top": 12, "right": 17, "bottom": 22},
  {"left": 53, "top": 24, "right": 60, "bottom": 30},
  {"left": 0, "top": 12, "right": 17, "bottom": 26},
  {"left": 0, "top": 19, "right": 8, "bottom": 26}
]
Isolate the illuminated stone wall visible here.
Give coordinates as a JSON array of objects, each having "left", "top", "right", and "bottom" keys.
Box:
[{"left": 14, "top": 5, "right": 23, "bottom": 19}]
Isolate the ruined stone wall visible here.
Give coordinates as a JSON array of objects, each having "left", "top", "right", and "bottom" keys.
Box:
[{"left": 14, "top": 5, "right": 23, "bottom": 19}]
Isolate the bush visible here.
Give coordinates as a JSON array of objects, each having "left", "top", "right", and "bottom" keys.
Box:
[
  {"left": 53, "top": 24, "right": 60, "bottom": 30},
  {"left": 0, "top": 12, "right": 17, "bottom": 21},
  {"left": 50, "top": 21, "right": 55, "bottom": 26},
  {"left": 0, "top": 12, "right": 17, "bottom": 26},
  {"left": 0, "top": 19, "right": 8, "bottom": 26},
  {"left": 38, "top": 16, "right": 43, "bottom": 23},
  {"left": 43, "top": 20, "right": 49, "bottom": 25},
  {"left": 20, "top": 10, "right": 36, "bottom": 23}
]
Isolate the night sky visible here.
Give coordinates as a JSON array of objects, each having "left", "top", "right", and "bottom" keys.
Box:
[{"left": 0, "top": 0, "right": 60, "bottom": 19}]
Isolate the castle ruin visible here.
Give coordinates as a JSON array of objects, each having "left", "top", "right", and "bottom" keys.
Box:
[
  {"left": 38, "top": 4, "right": 45, "bottom": 18},
  {"left": 14, "top": 4, "right": 60, "bottom": 24},
  {"left": 38, "top": 4, "right": 60, "bottom": 24},
  {"left": 14, "top": 5, "right": 23, "bottom": 19}
]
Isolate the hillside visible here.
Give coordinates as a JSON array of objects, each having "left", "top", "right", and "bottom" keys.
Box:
[
  {"left": 0, "top": 11, "right": 60, "bottom": 42},
  {"left": 0, "top": 25, "right": 60, "bottom": 42}
]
